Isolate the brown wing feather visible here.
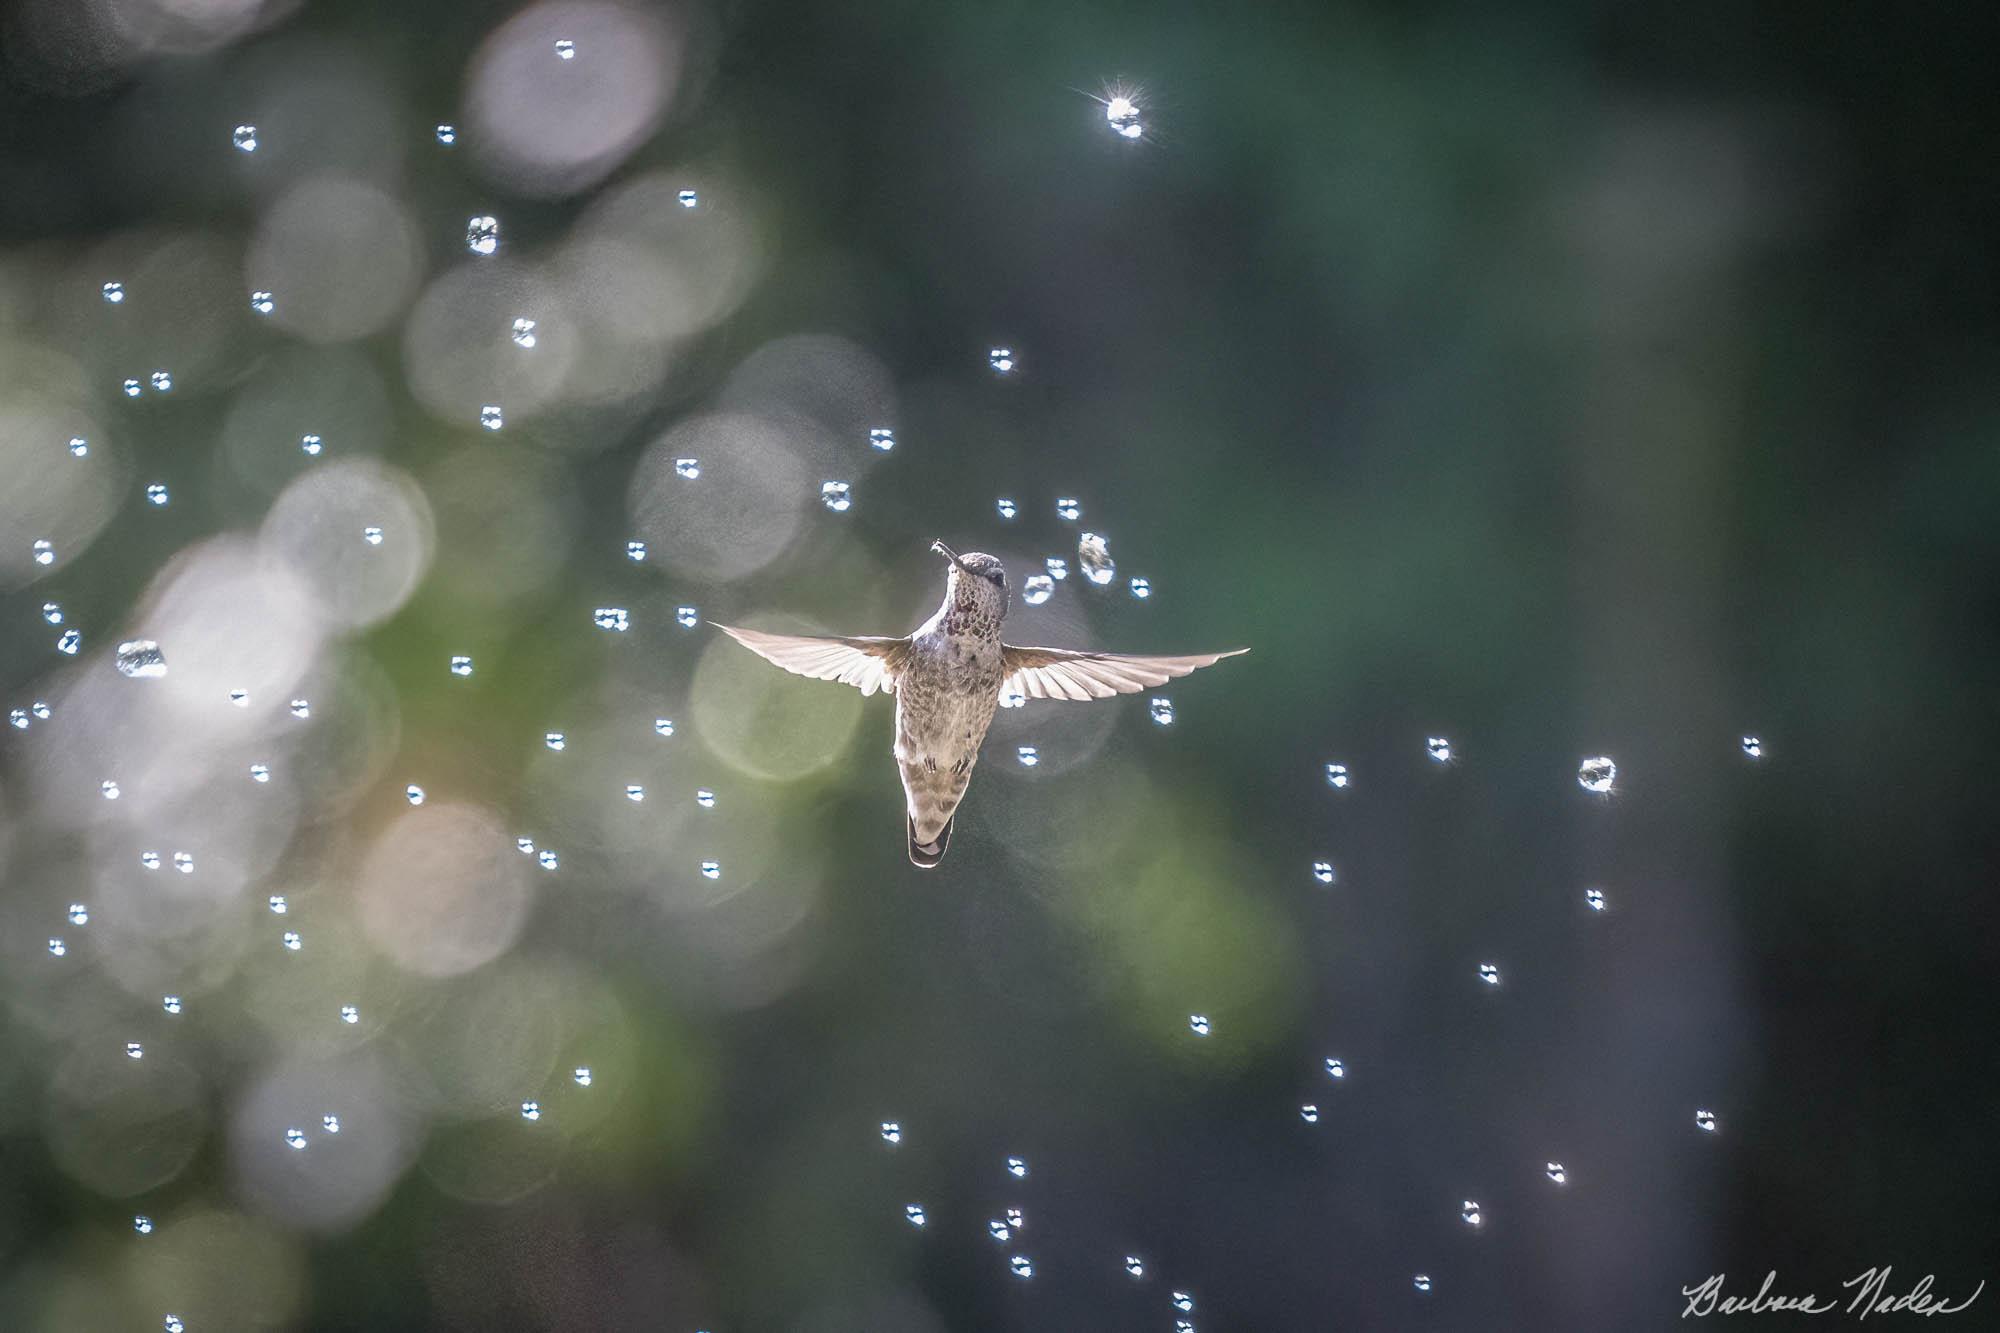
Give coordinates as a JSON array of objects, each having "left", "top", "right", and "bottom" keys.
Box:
[
  {"left": 713, "top": 624, "right": 910, "bottom": 697},
  {"left": 998, "top": 645, "right": 1248, "bottom": 702}
]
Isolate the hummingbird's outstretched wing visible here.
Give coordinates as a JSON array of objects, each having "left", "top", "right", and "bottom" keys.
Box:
[
  {"left": 998, "top": 645, "right": 1248, "bottom": 701},
  {"left": 712, "top": 625, "right": 910, "bottom": 697}
]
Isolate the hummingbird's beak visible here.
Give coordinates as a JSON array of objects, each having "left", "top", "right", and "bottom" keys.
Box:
[{"left": 931, "top": 540, "right": 972, "bottom": 574}]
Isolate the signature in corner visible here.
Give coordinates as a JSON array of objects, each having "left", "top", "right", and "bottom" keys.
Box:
[{"left": 1681, "top": 1268, "right": 1985, "bottom": 1319}]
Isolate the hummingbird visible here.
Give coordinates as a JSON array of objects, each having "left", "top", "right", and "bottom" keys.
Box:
[{"left": 715, "top": 541, "right": 1247, "bottom": 867}]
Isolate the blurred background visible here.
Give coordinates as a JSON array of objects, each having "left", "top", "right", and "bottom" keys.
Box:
[{"left": 3, "top": 0, "right": 1997, "bottom": 1328}]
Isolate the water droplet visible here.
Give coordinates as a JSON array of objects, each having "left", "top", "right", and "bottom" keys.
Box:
[
  {"left": 1140, "top": 697, "right": 1173, "bottom": 728},
  {"left": 172, "top": 851, "right": 193, "bottom": 874},
  {"left": 1300, "top": 1103, "right": 1320, "bottom": 1123},
  {"left": 1021, "top": 574, "right": 1054, "bottom": 606},
  {"left": 56, "top": 628, "right": 81, "bottom": 655},
  {"left": 1172, "top": 1291, "right": 1195, "bottom": 1313},
  {"left": 1413, "top": 1274, "right": 1432, "bottom": 1294},
  {"left": 285, "top": 1126, "right": 307, "bottom": 1149},
  {"left": 1311, "top": 861, "right": 1335, "bottom": 885},
  {"left": 676, "top": 606, "right": 698, "bottom": 629},
  {"left": 123, "top": 378, "right": 143, "bottom": 398},
  {"left": 282, "top": 930, "right": 302, "bottom": 951},
  {"left": 11, "top": 709, "right": 32, "bottom": 729},
  {"left": 1044, "top": 557, "right": 1068, "bottom": 581},
  {"left": 820, "top": 480, "right": 852, "bottom": 511},
  {"left": 30, "top": 700, "right": 49, "bottom": 721},
  {"left": 987, "top": 1218, "right": 1011, "bottom": 1242},
  {"left": 520, "top": 1100, "right": 541, "bottom": 1121},
  {"left": 593, "top": 607, "right": 630, "bottom": 632},
  {"left": 988, "top": 347, "right": 1015, "bottom": 374},
  {"left": 300, "top": 433, "right": 323, "bottom": 456},
  {"left": 405, "top": 784, "right": 425, "bottom": 805},
  {"left": 268, "top": 895, "right": 287, "bottom": 914},
  {"left": 289, "top": 699, "right": 310, "bottom": 718},
  {"left": 1128, "top": 576, "right": 1151, "bottom": 599},
  {"left": 1009, "top": 1256, "right": 1033, "bottom": 1279},
  {"left": 677, "top": 189, "right": 698, "bottom": 208},
  {"left": 1460, "top": 1199, "right": 1483, "bottom": 1226},
  {"left": 102, "top": 281, "right": 125, "bottom": 303},
  {"left": 1577, "top": 755, "right": 1616, "bottom": 793},
  {"left": 135, "top": 1215, "right": 154, "bottom": 1234},
  {"left": 1426, "top": 736, "right": 1452, "bottom": 763},
  {"left": 362, "top": 526, "right": 383, "bottom": 545},
  {"left": 1695, "top": 1108, "right": 1718, "bottom": 1133},
  {"left": 68, "top": 437, "right": 88, "bottom": 457},
  {"left": 699, "top": 860, "right": 721, "bottom": 879},
  {"left": 1125, "top": 1256, "right": 1145, "bottom": 1279},
  {"left": 68, "top": 902, "right": 89, "bottom": 925},
  {"left": 993, "top": 497, "right": 1017, "bottom": 520},
  {"left": 1005, "top": 1156, "right": 1028, "bottom": 1178},
  {"left": 1325, "top": 762, "right": 1349, "bottom": 788},
  {"left": 516, "top": 837, "right": 535, "bottom": 855},
  {"left": 145, "top": 482, "right": 169, "bottom": 506},
  {"left": 139, "top": 851, "right": 161, "bottom": 869},
  {"left": 478, "top": 404, "right": 503, "bottom": 430},
  {"left": 554, "top": 38, "right": 576, "bottom": 58},
  {"left": 101, "top": 779, "right": 121, "bottom": 799},
  {"left": 33, "top": 538, "right": 54, "bottom": 565},
  {"left": 435, "top": 123, "right": 456, "bottom": 145},
  {"left": 232, "top": 124, "right": 258, "bottom": 152},
  {"left": 1105, "top": 95, "right": 1142, "bottom": 139},
  {"left": 1741, "top": 734, "right": 1763, "bottom": 759},
  {"left": 1545, "top": 1161, "right": 1567, "bottom": 1184},
  {"left": 1015, "top": 745, "right": 1039, "bottom": 767},
  {"left": 165, "top": 1316, "right": 184, "bottom": 1333},
  {"left": 1188, "top": 1014, "right": 1211, "bottom": 1036},
  {"left": 625, "top": 785, "right": 645, "bottom": 802},
  {"left": 115, "top": 640, "right": 167, "bottom": 678},
  {"left": 47, "top": 937, "right": 65, "bottom": 957},
  {"left": 340, "top": 1004, "right": 359, "bottom": 1025},
  {"left": 860, "top": 427, "right": 896, "bottom": 454},
  {"left": 1078, "top": 531, "right": 1115, "bottom": 584},
  {"left": 321, "top": 1113, "right": 341, "bottom": 1134},
  {"left": 573, "top": 1067, "right": 592, "bottom": 1086},
  {"left": 674, "top": 456, "right": 700, "bottom": 479},
  {"left": 538, "top": 849, "right": 559, "bottom": 870},
  {"left": 249, "top": 290, "right": 274, "bottom": 315},
  {"left": 126, "top": 1041, "right": 143, "bottom": 1059},
  {"left": 690, "top": 790, "right": 714, "bottom": 812},
  {"left": 449, "top": 655, "right": 473, "bottom": 677},
  {"left": 1585, "top": 887, "right": 1606, "bottom": 911},
  {"left": 654, "top": 718, "right": 674, "bottom": 737},
  {"left": 510, "top": 316, "right": 537, "bottom": 348},
  {"left": 1325, "top": 1056, "right": 1346, "bottom": 1079},
  {"left": 880, "top": 1121, "right": 901, "bottom": 1145},
  {"left": 162, "top": 995, "right": 181, "bottom": 1014},
  {"left": 543, "top": 732, "right": 567, "bottom": 752},
  {"left": 466, "top": 215, "right": 499, "bottom": 256},
  {"left": 1056, "top": 497, "right": 1081, "bottom": 521},
  {"left": 625, "top": 540, "right": 647, "bottom": 561},
  {"left": 904, "top": 1204, "right": 926, "bottom": 1227},
  {"left": 150, "top": 369, "right": 172, "bottom": 392},
  {"left": 999, "top": 689, "right": 1025, "bottom": 709},
  {"left": 1477, "top": 962, "right": 1500, "bottom": 986}
]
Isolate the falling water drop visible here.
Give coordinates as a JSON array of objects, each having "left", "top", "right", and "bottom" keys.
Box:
[
  {"left": 625, "top": 540, "right": 647, "bottom": 561},
  {"left": 1460, "top": 1199, "right": 1483, "bottom": 1226},
  {"left": 1129, "top": 576, "right": 1151, "bottom": 599},
  {"left": 57, "top": 628, "right": 81, "bottom": 655},
  {"left": 1015, "top": 746, "right": 1039, "bottom": 767},
  {"left": 465, "top": 215, "right": 499, "bottom": 255},
  {"left": 145, "top": 482, "right": 170, "bottom": 505},
  {"left": 1478, "top": 962, "right": 1501, "bottom": 986},
  {"left": 300, "top": 434, "right": 323, "bottom": 456},
  {"left": 1021, "top": 575, "right": 1054, "bottom": 606},
  {"left": 162, "top": 996, "right": 181, "bottom": 1014},
  {"left": 1078, "top": 531, "right": 1115, "bottom": 584},
  {"left": 1005, "top": 1156, "right": 1028, "bottom": 1178},
  {"left": 676, "top": 606, "right": 699, "bottom": 629},
  {"left": 478, "top": 404, "right": 503, "bottom": 430},
  {"left": 339, "top": 1004, "right": 360, "bottom": 1025},
  {"left": 573, "top": 1067, "right": 592, "bottom": 1086},
  {"left": 699, "top": 860, "right": 721, "bottom": 879},
  {"left": 1126, "top": 1256, "right": 1145, "bottom": 1279},
  {"left": 102, "top": 281, "right": 125, "bottom": 303},
  {"left": 677, "top": 189, "right": 698, "bottom": 207},
  {"left": 674, "top": 457, "right": 700, "bottom": 479},
  {"left": 1300, "top": 1103, "right": 1320, "bottom": 1123},
  {"left": 150, "top": 369, "right": 173, "bottom": 392},
  {"left": 249, "top": 291, "right": 275, "bottom": 315},
  {"left": 1044, "top": 557, "right": 1068, "bottom": 581},
  {"left": 1577, "top": 756, "right": 1616, "bottom": 793},
  {"left": 1695, "top": 1109, "right": 1718, "bottom": 1133},
  {"left": 1546, "top": 1161, "right": 1567, "bottom": 1184},
  {"left": 232, "top": 124, "right": 258, "bottom": 151},
  {"left": 1188, "top": 1014, "right": 1211, "bottom": 1036},
  {"left": 449, "top": 655, "right": 473, "bottom": 677},
  {"left": 1324, "top": 762, "right": 1349, "bottom": 789},
  {"left": 405, "top": 784, "right": 425, "bottom": 805},
  {"left": 820, "top": 480, "right": 852, "bottom": 511},
  {"left": 1741, "top": 735, "right": 1763, "bottom": 759},
  {"left": 868, "top": 427, "right": 895, "bottom": 451},
  {"left": 1149, "top": 697, "right": 1174, "bottom": 726},
  {"left": 988, "top": 347, "right": 1015, "bottom": 374},
  {"left": 995, "top": 496, "right": 1017, "bottom": 519},
  {"left": 904, "top": 1204, "right": 926, "bottom": 1227},
  {"left": 520, "top": 1100, "right": 541, "bottom": 1121},
  {"left": 1311, "top": 861, "right": 1335, "bottom": 885},
  {"left": 880, "top": 1121, "right": 901, "bottom": 1145},
  {"left": 435, "top": 124, "right": 456, "bottom": 145},
  {"left": 1426, "top": 736, "right": 1453, "bottom": 763},
  {"left": 1585, "top": 887, "right": 1606, "bottom": 911},
  {"left": 593, "top": 607, "right": 630, "bottom": 632},
  {"left": 285, "top": 1127, "right": 307, "bottom": 1149},
  {"left": 510, "top": 317, "right": 537, "bottom": 348},
  {"left": 1325, "top": 1057, "right": 1346, "bottom": 1079}
]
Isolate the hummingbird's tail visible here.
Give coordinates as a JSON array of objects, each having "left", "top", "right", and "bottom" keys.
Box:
[{"left": 907, "top": 813, "right": 953, "bottom": 868}]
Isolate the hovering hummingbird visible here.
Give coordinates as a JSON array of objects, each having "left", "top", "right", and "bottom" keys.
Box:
[{"left": 716, "top": 541, "right": 1247, "bottom": 867}]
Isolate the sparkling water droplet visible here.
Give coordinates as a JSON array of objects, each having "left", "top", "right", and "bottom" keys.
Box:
[
  {"left": 321, "top": 1113, "right": 341, "bottom": 1133},
  {"left": 268, "top": 895, "right": 287, "bottom": 914},
  {"left": 1325, "top": 1056, "right": 1346, "bottom": 1079},
  {"left": 135, "top": 1214, "right": 154, "bottom": 1233},
  {"left": 1741, "top": 734, "right": 1763, "bottom": 759},
  {"left": 1128, "top": 576, "right": 1151, "bottom": 599},
  {"left": 1172, "top": 1291, "right": 1195, "bottom": 1313},
  {"left": 654, "top": 718, "right": 674, "bottom": 737},
  {"left": 995, "top": 496, "right": 1017, "bottom": 519},
  {"left": 68, "top": 902, "right": 89, "bottom": 925},
  {"left": 56, "top": 628, "right": 81, "bottom": 655},
  {"left": 543, "top": 732, "right": 566, "bottom": 751},
  {"left": 116, "top": 640, "right": 167, "bottom": 678},
  {"left": 140, "top": 851, "right": 161, "bottom": 869},
  {"left": 126, "top": 1041, "right": 143, "bottom": 1059},
  {"left": 1149, "top": 697, "right": 1174, "bottom": 726},
  {"left": 676, "top": 606, "right": 698, "bottom": 629},
  {"left": 285, "top": 1126, "right": 307, "bottom": 1149},
  {"left": 123, "top": 378, "right": 143, "bottom": 398},
  {"left": 988, "top": 1219, "right": 1011, "bottom": 1242},
  {"left": 674, "top": 456, "right": 700, "bottom": 479},
  {"left": 868, "top": 427, "right": 895, "bottom": 451},
  {"left": 1577, "top": 755, "right": 1616, "bottom": 793},
  {"left": 904, "top": 1204, "right": 926, "bottom": 1227},
  {"left": 1021, "top": 574, "right": 1054, "bottom": 606},
  {"left": 510, "top": 316, "right": 537, "bottom": 348},
  {"left": 1477, "top": 962, "right": 1500, "bottom": 986},
  {"left": 1413, "top": 1274, "right": 1432, "bottom": 1294},
  {"left": 435, "top": 123, "right": 456, "bottom": 145},
  {"left": 520, "top": 1100, "right": 541, "bottom": 1121},
  {"left": 232, "top": 123, "right": 258, "bottom": 151},
  {"left": 150, "top": 369, "right": 172, "bottom": 392},
  {"left": 880, "top": 1121, "right": 901, "bottom": 1144},
  {"left": 625, "top": 785, "right": 645, "bottom": 802},
  {"left": 1300, "top": 1103, "right": 1320, "bottom": 1123},
  {"left": 573, "top": 1066, "right": 592, "bottom": 1086},
  {"left": 554, "top": 38, "right": 575, "bottom": 58},
  {"left": 516, "top": 837, "right": 535, "bottom": 855},
  {"left": 289, "top": 698, "right": 310, "bottom": 718},
  {"left": 1460, "top": 1199, "right": 1483, "bottom": 1226},
  {"left": 820, "top": 480, "right": 852, "bottom": 511},
  {"left": 1009, "top": 1255, "right": 1033, "bottom": 1279},
  {"left": 1125, "top": 1256, "right": 1145, "bottom": 1279},
  {"left": 164, "top": 1316, "right": 184, "bottom": 1333},
  {"left": 1188, "top": 1014, "right": 1211, "bottom": 1035},
  {"left": 30, "top": 700, "right": 50, "bottom": 720},
  {"left": 1325, "top": 762, "right": 1349, "bottom": 788},
  {"left": 362, "top": 526, "right": 383, "bottom": 545},
  {"left": 988, "top": 347, "right": 1015, "bottom": 374},
  {"left": 1426, "top": 736, "right": 1452, "bottom": 763},
  {"left": 1055, "top": 497, "right": 1080, "bottom": 521},
  {"left": 161, "top": 995, "right": 181, "bottom": 1014},
  {"left": 699, "top": 860, "right": 720, "bottom": 879},
  {"left": 449, "top": 655, "right": 473, "bottom": 677},
  {"left": 405, "top": 784, "right": 425, "bottom": 805},
  {"left": 172, "top": 851, "right": 193, "bottom": 874},
  {"left": 625, "top": 540, "right": 647, "bottom": 561},
  {"left": 1695, "top": 1108, "right": 1718, "bottom": 1133},
  {"left": 466, "top": 215, "right": 499, "bottom": 256},
  {"left": 339, "top": 1004, "right": 359, "bottom": 1024},
  {"left": 999, "top": 689, "right": 1025, "bottom": 709},
  {"left": 282, "top": 930, "right": 302, "bottom": 951},
  {"left": 1015, "top": 745, "right": 1039, "bottom": 767},
  {"left": 677, "top": 189, "right": 698, "bottom": 207},
  {"left": 249, "top": 290, "right": 274, "bottom": 315},
  {"left": 145, "top": 482, "right": 169, "bottom": 506},
  {"left": 1585, "top": 887, "right": 1606, "bottom": 911},
  {"left": 300, "top": 433, "right": 322, "bottom": 456},
  {"left": 68, "top": 436, "right": 88, "bottom": 457},
  {"left": 538, "top": 849, "right": 559, "bottom": 870},
  {"left": 478, "top": 404, "right": 503, "bottom": 430},
  {"left": 1105, "top": 95, "right": 1142, "bottom": 139},
  {"left": 1005, "top": 1156, "right": 1028, "bottom": 1178},
  {"left": 47, "top": 938, "right": 65, "bottom": 957},
  {"left": 1311, "top": 861, "right": 1335, "bottom": 885},
  {"left": 1545, "top": 1161, "right": 1567, "bottom": 1184},
  {"left": 1005, "top": 1207, "right": 1024, "bottom": 1231},
  {"left": 32, "top": 538, "right": 54, "bottom": 565},
  {"left": 593, "top": 607, "right": 630, "bottom": 632},
  {"left": 101, "top": 779, "right": 121, "bottom": 799},
  {"left": 694, "top": 788, "right": 715, "bottom": 808},
  {"left": 1044, "top": 557, "right": 1068, "bottom": 581},
  {"left": 11, "top": 708, "right": 32, "bottom": 729},
  {"left": 1077, "top": 531, "right": 1115, "bottom": 584}
]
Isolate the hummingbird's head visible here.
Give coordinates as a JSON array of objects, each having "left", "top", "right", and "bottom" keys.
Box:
[{"left": 932, "top": 541, "right": 1010, "bottom": 620}]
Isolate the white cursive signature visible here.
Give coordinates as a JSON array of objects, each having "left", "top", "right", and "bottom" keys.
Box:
[{"left": 1682, "top": 1268, "right": 1985, "bottom": 1319}]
